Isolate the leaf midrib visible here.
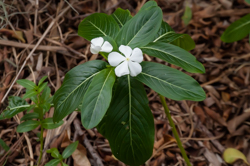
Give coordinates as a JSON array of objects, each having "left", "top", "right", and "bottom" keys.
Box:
[
  {"left": 57, "top": 71, "right": 101, "bottom": 109},
  {"left": 89, "top": 69, "right": 113, "bottom": 126},
  {"left": 113, "top": 13, "right": 123, "bottom": 27},
  {"left": 127, "top": 75, "right": 136, "bottom": 162},
  {"left": 153, "top": 31, "right": 174, "bottom": 42},
  {"left": 127, "top": 9, "right": 158, "bottom": 46},
  {"left": 226, "top": 18, "right": 250, "bottom": 36},
  {"left": 87, "top": 20, "right": 107, "bottom": 36},
  {"left": 141, "top": 45, "right": 201, "bottom": 72},
  {"left": 141, "top": 72, "right": 198, "bottom": 95}
]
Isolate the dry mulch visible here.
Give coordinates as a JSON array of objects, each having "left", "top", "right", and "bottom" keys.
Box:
[{"left": 0, "top": 0, "right": 250, "bottom": 165}]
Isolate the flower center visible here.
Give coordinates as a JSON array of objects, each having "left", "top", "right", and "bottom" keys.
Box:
[{"left": 126, "top": 57, "right": 130, "bottom": 61}]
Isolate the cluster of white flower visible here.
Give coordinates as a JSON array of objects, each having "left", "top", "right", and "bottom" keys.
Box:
[{"left": 90, "top": 37, "right": 143, "bottom": 77}]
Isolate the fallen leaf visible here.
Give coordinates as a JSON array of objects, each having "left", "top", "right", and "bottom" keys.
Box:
[
  {"left": 223, "top": 148, "right": 249, "bottom": 165},
  {"left": 72, "top": 143, "right": 91, "bottom": 166},
  {"left": 0, "top": 28, "right": 25, "bottom": 43}
]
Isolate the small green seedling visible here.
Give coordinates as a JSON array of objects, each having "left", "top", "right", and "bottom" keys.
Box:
[
  {"left": 45, "top": 141, "right": 78, "bottom": 166},
  {"left": 1, "top": 76, "right": 63, "bottom": 165}
]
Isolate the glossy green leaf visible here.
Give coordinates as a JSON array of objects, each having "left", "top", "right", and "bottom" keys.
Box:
[
  {"left": 141, "top": 41, "right": 204, "bottom": 73},
  {"left": 44, "top": 158, "right": 61, "bottom": 166},
  {"left": 139, "top": 1, "right": 158, "bottom": 11},
  {"left": 42, "top": 118, "right": 63, "bottom": 129},
  {"left": 171, "top": 34, "right": 195, "bottom": 51},
  {"left": 112, "top": 8, "right": 132, "bottom": 28},
  {"left": 16, "top": 120, "right": 40, "bottom": 133},
  {"left": 115, "top": 6, "right": 163, "bottom": 48},
  {"left": 153, "top": 21, "right": 174, "bottom": 42},
  {"left": 0, "top": 138, "right": 9, "bottom": 152},
  {"left": 21, "top": 112, "right": 39, "bottom": 121},
  {"left": 38, "top": 76, "right": 48, "bottom": 86},
  {"left": 136, "top": 62, "right": 206, "bottom": 101},
  {"left": 53, "top": 60, "right": 107, "bottom": 122},
  {"left": 99, "top": 76, "right": 154, "bottom": 166},
  {"left": 62, "top": 141, "right": 78, "bottom": 159},
  {"left": 81, "top": 68, "right": 116, "bottom": 129},
  {"left": 47, "top": 148, "right": 62, "bottom": 159},
  {"left": 78, "top": 13, "right": 119, "bottom": 41},
  {"left": 0, "top": 96, "right": 29, "bottom": 120},
  {"left": 16, "top": 79, "right": 36, "bottom": 90},
  {"left": 221, "top": 14, "right": 250, "bottom": 43},
  {"left": 23, "top": 90, "right": 37, "bottom": 99},
  {"left": 153, "top": 22, "right": 195, "bottom": 51},
  {"left": 182, "top": 6, "right": 192, "bottom": 25}
]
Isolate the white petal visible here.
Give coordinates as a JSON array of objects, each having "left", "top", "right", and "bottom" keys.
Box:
[
  {"left": 115, "top": 61, "right": 129, "bottom": 77},
  {"left": 101, "top": 41, "right": 113, "bottom": 53},
  {"left": 130, "top": 48, "right": 143, "bottom": 63},
  {"left": 108, "top": 52, "right": 126, "bottom": 66},
  {"left": 90, "top": 44, "right": 101, "bottom": 54},
  {"left": 119, "top": 45, "right": 132, "bottom": 58},
  {"left": 91, "top": 37, "right": 104, "bottom": 47},
  {"left": 128, "top": 61, "right": 142, "bottom": 77}
]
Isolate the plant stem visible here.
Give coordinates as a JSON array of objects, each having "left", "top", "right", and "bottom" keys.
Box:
[
  {"left": 159, "top": 94, "right": 192, "bottom": 166},
  {"left": 37, "top": 125, "right": 44, "bottom": 166}
]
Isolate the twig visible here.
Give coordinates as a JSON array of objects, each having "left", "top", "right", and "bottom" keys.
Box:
[
  {"left": 1, "top": 4, "right": 72, "bottom": 103},
  {"left": 34, "top": 0, "right": 39, "bottom": 34},
  {"left": 83, "top": 135, "right": 104, "bottom": 166}
]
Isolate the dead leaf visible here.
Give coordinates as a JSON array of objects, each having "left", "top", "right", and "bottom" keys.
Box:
[
  {"left": 204, "top": 107, "right": 227, "bottom": 126},
  {"left": 0, "top": 29, "right": 25, "bottom": 43},
  {"left": 223, "top": 148, "right": 249, "bottom": 165},
  {"left": 72, "top": 143, "right": 91, "bottom": 166}
]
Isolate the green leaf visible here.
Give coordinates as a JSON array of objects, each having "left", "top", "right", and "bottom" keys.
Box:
[
  {"left": 136, "top": 62, "right": 206, "bottom": 101},
  {"left": 153, "top": 22, "right": 195, "bottom": 51},
  {"left": 246, "top": 0, "right": 250, "bottom": 4},
  {"left": 47, "top": 148, "right": 62, "bottom": 159},
  {"left": 16, "top": 79, "right": 36, "bottom": 90},
  {"left": 112, "top": 8, "right": 132, "bottom": 28},
  {"left": 99, "top": 76, "right": 154, "bottom": 166},
  {"left": 0, "top": 96, "right": 29, "bottom": 120},
  {"left": 37, "top": 82, "right": 48, "bottom": 93},
  {"left": 182, "top": 6, "right": 192, "bottom": 26},
  {"left": 38, "top": 76, "right": 48, "bottom": 86},
  {"left": 41, "top": 118, "right": 63, "bottom": 129},
  {"left": 153, "top": 21, "right": 174, "bottom": 42},
  {"left": 81, "top": 68, "right": 116, "bottom": 129},
  {"left": 16, "top": 120, "right": 40, "bottom": 133},
  {"left": 141, "top": 42, "right": 204, "bottom": 73},
  {"left": 221, "top": 14, "right": 250, "bottom": 43},
  {"left": 0, "top": 138, "right": 9, "bottom": 152},
  {"left": 78, "top": 13, "right": 120, "bottom": 41},
  {"left": 62, "top": 141, "right": 78, "bottom": 159},
  {"left": 22, "top": 90, "right": 37, "bottom": 99},
  {"left": 40, "top": 86, "right": 51, "bottom": 102},
  {"left": 139, "top": 1, "right": 158, "bottom": 11},
  {"left": 115, "top": 6, "right": 163, "bottom": 48},
  {"left": 21, "top": 112, "right": 40, "bottom": 121},
  {"left": 171, "top": 34, "right": 195, "bottom": 51},
  {"left": 44, "top": 158, "right": 61, "bottom": 166},
  {"left": 53, "top": 60, "right": 107, "bottom": 122},
  {"left": 223, "top": 148, "right": 249, "bottom": 165},
  {"left": 62, "top": 163, "right": 68, "bottom": 166}
]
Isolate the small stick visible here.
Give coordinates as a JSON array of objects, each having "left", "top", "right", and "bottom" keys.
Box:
[{"left": 83, "top": 135, "right": 104, "bottom": 166}]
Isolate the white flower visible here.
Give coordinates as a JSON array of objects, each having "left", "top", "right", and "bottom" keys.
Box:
[
  {"left": 108, "top": 45, "right": 143, "bottom": 77},
  {"left": 90, "top": 37, "right": 113, "bottom": 54}
]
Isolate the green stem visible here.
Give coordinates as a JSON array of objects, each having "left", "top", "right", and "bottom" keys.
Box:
[
  {"left": 37, "top": 125, "right": 44, "bottom": 166},
  {"left": 159, "top": 94, "right": 192, "bottom": 166}
]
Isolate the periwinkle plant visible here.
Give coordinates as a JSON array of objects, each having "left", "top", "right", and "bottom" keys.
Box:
[{"left": 50, "top": 1, "right": 206, "bottom": 165}]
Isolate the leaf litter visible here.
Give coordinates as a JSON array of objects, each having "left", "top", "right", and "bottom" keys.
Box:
[{"left": 0, "top": 0, "right": 250, "bottom": 165}]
